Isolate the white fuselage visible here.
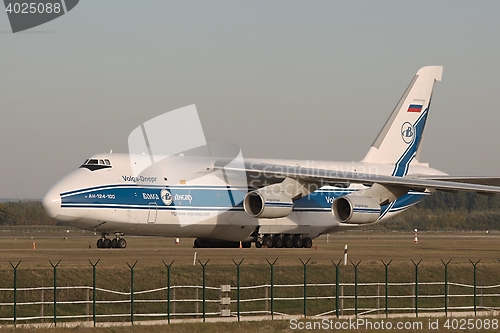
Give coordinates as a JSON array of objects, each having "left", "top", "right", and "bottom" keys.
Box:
[{"left": 43, "top": 153, "right": 446, "bottom": 242}]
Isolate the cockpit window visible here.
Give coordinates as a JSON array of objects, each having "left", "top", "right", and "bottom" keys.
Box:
[{"left": 80, "top": 158, "right": 112, "bottom": 171}]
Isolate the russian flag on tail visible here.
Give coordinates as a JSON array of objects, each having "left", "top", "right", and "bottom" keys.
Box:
[{"left": 407, "top": 104, "right": 423, "bottom": 113}]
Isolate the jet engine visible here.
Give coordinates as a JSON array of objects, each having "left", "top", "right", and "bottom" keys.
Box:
[
  {"left": 244, "top": 184, "right": 294, "bottom": 218},
  {"left": 332, "top": 195, "right": 381, "bottom": 224}
]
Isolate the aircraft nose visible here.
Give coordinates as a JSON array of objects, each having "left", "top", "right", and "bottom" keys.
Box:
[{"left": 42, "top": 187, "right": 61, "bottom": 218}]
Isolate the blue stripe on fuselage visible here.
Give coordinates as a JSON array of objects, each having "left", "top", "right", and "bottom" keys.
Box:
[{"left": 60, "top": 185, "right": 429, "bottom": 216}]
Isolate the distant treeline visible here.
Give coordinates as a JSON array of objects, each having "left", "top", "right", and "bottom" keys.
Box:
[
  {"left": 376, "top": 191, "right": 500, "bottom": 231},
  {"left": 0, "top": 201, "right": 56, "bottom": 226},
  {"left": 1, "top": 192, "right": 500, "bottom": 230}
]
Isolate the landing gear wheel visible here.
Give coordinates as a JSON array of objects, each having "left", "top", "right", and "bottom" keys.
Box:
[
  {"left": 97, "top": 239, "right": 104, "bottom": 248},
  {"left": 262, "top": 236, "right": 273, "bottom": 248},
  {"left": 273, "top": 236, "right": 283, "bottom": 248},
  {"left": 283, "top": 236, "right": 293, "bottom": 248},
  {"left": 111, "top": 238, "right": 118, "bottom": 248},
  {"left": 194, "top": 238, "right": 202, "bottom": 248},
  {"left": 242, "top": 242, "right": 251, "bottom": 248},
  {"left": 255, "top": 241, "right": 262, "bottom": 248},
  {"left": 117, "top": 238, "right": 127, "bottom": 248},
  {"left": 292, "top": 236, "right": 303, "bottom": 248},
  {"left": 302, "top": 237, "right": 313, "bottom": 248},
  {"left": 104, "top": 238, "right": 112, "bottom": 248}
]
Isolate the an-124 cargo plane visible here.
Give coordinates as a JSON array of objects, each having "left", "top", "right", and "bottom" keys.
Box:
[{"left": 43, "top": 66, "right": 500, "bottom": 249}]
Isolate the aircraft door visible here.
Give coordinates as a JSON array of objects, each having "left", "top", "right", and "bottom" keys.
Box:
[{"left": 147, "top": 202, "right": 157, "bottom": 223}]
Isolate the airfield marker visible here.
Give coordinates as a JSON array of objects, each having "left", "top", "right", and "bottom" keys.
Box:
[
  {"left": 344, "top": 245, "right": 347, "bottom": 265},
  {"left": 414, "top": 229, "right": 418, "bottom": 244},
  {"left": 193, "top": 252, "right": 197, "bottom": 265}
]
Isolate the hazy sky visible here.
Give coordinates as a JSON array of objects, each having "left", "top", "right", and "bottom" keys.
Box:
[{"left": 1, "top": 1, "right": 500, "bottom": 199}]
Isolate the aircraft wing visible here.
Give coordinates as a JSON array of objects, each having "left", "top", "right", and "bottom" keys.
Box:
[
  {"left": 414, "top": 176, "right": 500, "bottom": 187},
  {"left": 214, "top": 160, "right": 500, "bottom": 195}
]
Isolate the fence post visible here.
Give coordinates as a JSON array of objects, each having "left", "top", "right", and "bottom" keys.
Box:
[
  {"left": 411, "top": 259, "right": 422, "bottom": 317},
  {"left": 266, "top": 258, "right": 278, "bottom": 319},
  {"left": 232, "top": 259, "right": 244, "bottom": 322},
  {"left": 440, "top": 259, "right": 451, "bottom": 316},
  {"left": 86, "top": 289, "right": 90, "bottom": 320},
  {"left": 198, "top": 259, "right": 210, "bottom": 322},
  {"left": 469, "top": 259, "right": 480, "bottom": 316},
  {"left": 331, "top": 260, "right": 342, "bottom": 318},
  {"left": 350, "top": 260, "right": 361, "bottom": 317},
  {"left": 49, "top": 260, "right": 61, "bottom": 326},
  {"left": 41, "top": 289, "right": 44, "bottom": 322},
  {"left": 195, "top": 288, "right": 199, "bottom": 317},
  {"left": 381, "top": 260, "right": 392, "bottom": 318},
  {"left": 9, "top": 261, "right": 21, "bottom": 327},
  {"left": 126, "top": 261, "right": 138, "bottom": 324},
  {"left": 162, "top": 260, "right": 175, "bottom": 324},
  {"left": 172, "top": 288, "right": 176, "bottom": 314},
  {"left": 340, "top": 285, "right": 344, "bottom": 315},
  {"left": 377, "top": 285, "right": 380, "bottom": 314},
  {"left": 264, "top": 286, "right": 269, "bottom": 313},
  {"left": 299, "top": 258, "right": 311, "bottom": 317},
  {"left": 89, "top": 259, "right": 100, "bottom": 327}
]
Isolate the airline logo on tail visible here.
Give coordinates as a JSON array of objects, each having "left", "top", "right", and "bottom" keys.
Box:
[{"left": 401, "top": 122, "right": 415, "bottom": 144}]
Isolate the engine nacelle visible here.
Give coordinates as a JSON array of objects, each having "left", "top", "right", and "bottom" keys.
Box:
[
  {"left": 332, "top": 195, "right": 381, "bottom": 224},
  {"left": 244, "top": 185, "right": 294, "bottom": 218}
]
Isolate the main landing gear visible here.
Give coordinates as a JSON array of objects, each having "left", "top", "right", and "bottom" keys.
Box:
[
  {"left": 96, "top": 233, "right": 127, "bottom": 249},
  {"left": 255, "top": 234, "right": 313, "bottom": 249}
]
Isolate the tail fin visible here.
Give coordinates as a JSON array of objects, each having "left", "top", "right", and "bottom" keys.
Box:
[{"left": 362, "top": 66, "right": 443, "bottom": 176}]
